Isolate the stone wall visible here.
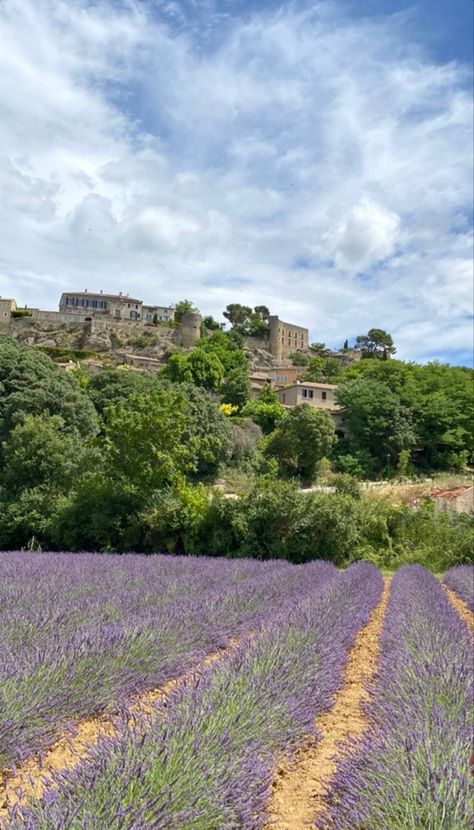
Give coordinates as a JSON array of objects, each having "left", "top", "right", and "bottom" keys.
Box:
[{"left": 269, "top": 315, "right": 309, "bottom": 361}]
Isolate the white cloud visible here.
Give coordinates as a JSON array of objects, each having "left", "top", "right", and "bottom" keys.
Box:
[
  {"left": 324, "top": 199, "right": 401, "bottom": 273},
  {"left": 0, "top": 0, "right": 472, "bottom": 363}
]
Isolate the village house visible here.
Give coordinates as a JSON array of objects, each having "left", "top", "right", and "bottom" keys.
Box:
[
  {"left": 275, "top": 381, "right": 346, "bottom": 436},
  {"left": 60, "top": 290, "right": 144, "bottom": 320},
  {"left": 59, "top": 291, "right": 175, "bottom": 323},
  {"left": 249, "top": 365, "right": 302, "bottom": 397}
]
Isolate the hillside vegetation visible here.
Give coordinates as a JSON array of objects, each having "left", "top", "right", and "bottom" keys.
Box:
[{"left": 0, "top": 335, "right": 472, "bottom": 569}]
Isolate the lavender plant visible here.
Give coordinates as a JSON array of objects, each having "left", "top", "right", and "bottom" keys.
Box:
[
  {"left": 444, "top": 565, "right": 474, "bottom": 612},
  {"left": 5, "top": 563, "right": 383, "bottom": 830},
  {"left": 317, "top": 565, "right": 474, "bottom": 830},
  {"left": 0, "top": 553, "right": 336, "bottom": 768}
]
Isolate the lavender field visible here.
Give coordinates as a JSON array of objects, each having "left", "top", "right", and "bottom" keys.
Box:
[{"left": 0, "top": 553, "right": 472, "bottom": 829}]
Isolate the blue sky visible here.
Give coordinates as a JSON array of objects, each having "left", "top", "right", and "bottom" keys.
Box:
[{"left": 0, "top": 0, "right": 472, "bottom": 364}]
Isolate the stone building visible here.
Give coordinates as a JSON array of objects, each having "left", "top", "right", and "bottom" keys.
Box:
[
  {"left": 59, "top": 290, "right": 144, "bottom": 320},
  {"left": 0, "top": 297, "right": 17, "bottom": 321},
  {"left": 275, "top": 381, "right": 346, "bottom": 436},
  {"left": 142, "top": 304, "right": 175, "bottom": 323},
  {"left": 58, "top": 291, "right": 175, "bottom": 324},
  {"left": 249, "top": 365, "right": 302, "bottom": 397},
  {"left": 429, "top": 486, "right": 474, "bottom": 515},
  {"left": 268, "top": 315, "right": 309, "bottom": 361}
]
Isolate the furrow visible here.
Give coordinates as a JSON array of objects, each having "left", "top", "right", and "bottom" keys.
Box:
[
  {"left": 266, "top": 578, "right": 391, "bottom": 830},
  {"left": 444, "top": 585, "right": 474, "bottom": 635},
  {"left": 0, "top": 634, "right": 245, "bottom": 816}
]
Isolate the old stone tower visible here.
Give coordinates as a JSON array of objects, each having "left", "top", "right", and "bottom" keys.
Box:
[{"left": 180, "top": 312, "right": 202, "bottom": 348}]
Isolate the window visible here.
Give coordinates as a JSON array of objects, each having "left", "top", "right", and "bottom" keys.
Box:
[
  {"left": 284, "top": 375, "right": 288, "bottom": 383},
  {"left": 308, "top": 390, "right": 314, "bottom": 399},
  {"left": 302, "top": 388, "right": 308, "bottom": 398},
  {"left": 322, "top": 391, "right": 327, "bottom": 400},
  {"left": 282, "top": 393, "right": 286, "bottom": 404}
]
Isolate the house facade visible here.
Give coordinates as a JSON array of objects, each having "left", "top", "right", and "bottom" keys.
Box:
[
  {"left": 276, "top": 381, "right": 338, "bottom": 410},
  {"left": 275, "top": 381, "right": 346, "bottom": 436},
  {"left": 142, "top": 304, "right": 175, "bottom": 323},
  {"left": 59, "top": 291, "right": 144, "bottom": 320}
]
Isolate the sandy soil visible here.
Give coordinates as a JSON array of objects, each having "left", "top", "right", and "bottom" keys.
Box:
[
  {"left": 444, "top": 586, "right": 474, "bottom": 635},
  {"left": 0, "top": 636, "right": 242, "bottom": 816},
  {"left": 265, "top": 580, "right": 391, "bottom": 830}
]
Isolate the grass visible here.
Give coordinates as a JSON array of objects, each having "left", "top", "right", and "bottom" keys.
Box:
[{"left": 360, "top": 473, "right": 472, "bottom": 506}]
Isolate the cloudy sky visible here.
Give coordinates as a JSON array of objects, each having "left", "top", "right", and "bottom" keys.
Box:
[{"left": 0, "top": 0, "right": 472, "bottom": 364}]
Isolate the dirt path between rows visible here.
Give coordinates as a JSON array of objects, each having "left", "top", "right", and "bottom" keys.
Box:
[
  {"left": 0, "top": 636, "right": 243, "bottom": 817},
  {"left": 444, "top": 586, "right": 474, "bottom": 635},
  {"left": 265, "top": 579, "right": 391, "bottom": 830}
]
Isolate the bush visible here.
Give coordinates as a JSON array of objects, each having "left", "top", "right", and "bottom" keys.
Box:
[
  {"left": 265, "top": 404, "right": 336, "bottom": 483},
  {"left": 229, "top": 419, "right": 262, "bottom": 464},
  {"left": 332, "top": 473, "right": 361, "bottom": 499},
  {"left": 198, "top": 481, "right": 361, "bottom": 564}
]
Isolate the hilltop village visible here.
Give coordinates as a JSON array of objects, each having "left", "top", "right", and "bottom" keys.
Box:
[{"left": 0, "top": 289, "right": 362, "bottom": 435}]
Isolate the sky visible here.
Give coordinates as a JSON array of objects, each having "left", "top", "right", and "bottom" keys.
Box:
[{"left": 0, "top": 0, "right": 472, "bottom": 365}]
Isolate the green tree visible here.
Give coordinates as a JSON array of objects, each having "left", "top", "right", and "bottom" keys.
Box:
[
  {"left": 0, "top": 413, "right": 97, "bottom": 550},
  {"left": 222, "top": 304, "right": 270, "bottom": 337},
  {"left": 342, "top": 359, "right": 474, "bottom": 470},
  {"left": 0, "top": 338, "right": 97, "bottom": 449},
  {"left": 202, "top": 315, "right": 221, "bottom": 331},
  {"left": 290, "top": 352, "right": 310, "bottom": 366},
  {"left": 336, "top": 378, "right": 417, "bottom": 475},
  {"left": 322, "top": 357, "right": 344, "bottom": 382},
  {"left": 223, "top": 303, "right": 253, "bottom": 328},
  {"left": 198, "top": 331, "right": 248, "bottom": 375},
  {"left": 174, "top": 299, "right": 199, "bottom": 323},
  {"left": 1, "top": 415, "right": 92, "bottom": 495},
  {"left": 177, "top": 384, "right": 233, "bottom": 478},
  {"left": 265, "top": 404, "right": 336, "bottom": 482},
  {"left": 301, "top": 355, "right": 325, "bottom": 382},
  {"left": 355, "top": 328, "right": 396, "bottom": 360},
  {"left": 220, "top": 367, "right": 251, "bottom": 409},
  {"left": 241, "top": 398, "right": 287, "bottom": 434},
  {"left": 309, "top": 342, "right": 329, "bottom": 356},
  {"left": 258, "top": 383, "right": 278, "bottom": 403},
  {"left": 87, "top": 369, "right": 158, "bottom": 415},
  {"left": 162, "top": 350, "right": 224, "bottom": 391},
  {"left": 101, "top": 388, "right": 197, "bottom": 492}
]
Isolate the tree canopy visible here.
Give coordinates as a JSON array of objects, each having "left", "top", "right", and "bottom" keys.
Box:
[
  {"left": 355, "top": 328, "right": 396, "bottom": 360},
  {"left": 265, "top": 404, "right": 336, "bottom": 482}
]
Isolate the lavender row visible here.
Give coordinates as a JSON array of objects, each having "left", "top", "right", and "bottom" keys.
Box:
[
  {"left": 444, "top": 564, "right": 474, "bottom": 612},
  {"left": 6, "top": 563, "right": 383, "bottom": 830},
  {"left": 318, "top": 565, "right": 473, "bottom": 830},
  {"left": 0, "top": 553, "right": 336, "bottom": 768}
]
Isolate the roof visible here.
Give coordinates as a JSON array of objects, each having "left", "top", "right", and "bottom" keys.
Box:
[
  {"left": 142, "top": 304, "right": 175, "bottom": 311},
  {"left": 276, "top": 381, "right": 338, "bottom": 390},
  {"left": 61, "top": 291, "right": 143, "bottom": 304},
  {"left": 429, "top": 486, "right": 473, "bottom": 500}
]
